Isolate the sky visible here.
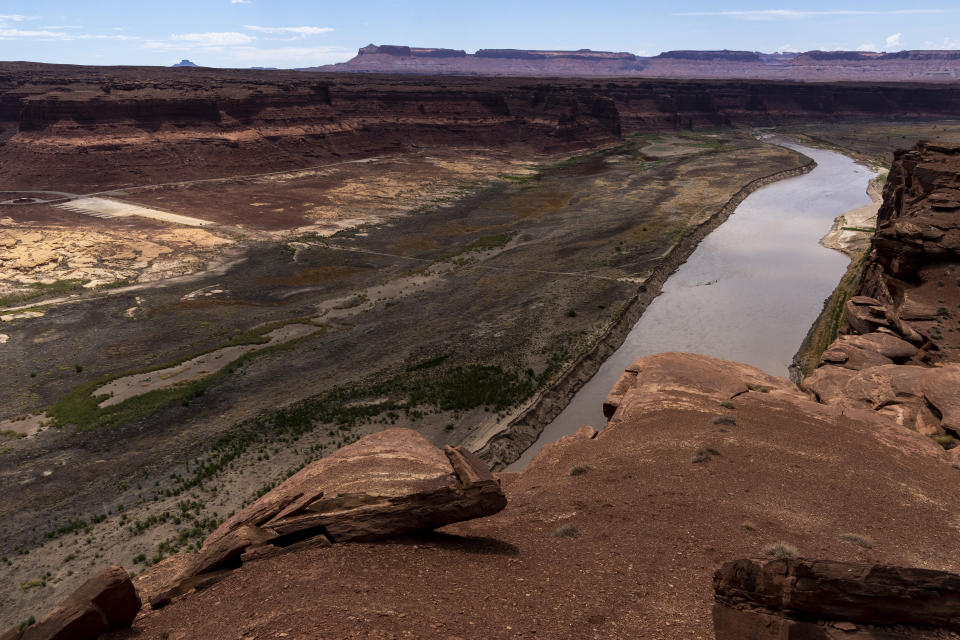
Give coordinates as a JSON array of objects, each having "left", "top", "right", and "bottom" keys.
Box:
[{"left": 0, "top": 1, "right": 959, "bottom": 69}]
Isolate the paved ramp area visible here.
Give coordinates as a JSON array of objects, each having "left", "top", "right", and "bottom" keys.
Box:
[{"left": 57, "top": 197, "right": 213, "bottom": 227}]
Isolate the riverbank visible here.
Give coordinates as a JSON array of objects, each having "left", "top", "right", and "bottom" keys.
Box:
[
  {"left": 791, "top": 167, "right": 887, "bottom": 381},
  {"left": 472, "top": 155, "right": 817, "bottom": 469}
]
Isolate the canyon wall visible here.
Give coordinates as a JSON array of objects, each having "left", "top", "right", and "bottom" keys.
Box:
[
  {"left": 4, "top": 63, "right": 960, "bottom": 190},
  {"left": 315, "top": 45, "right": 960, "bottom": 82},
  {"left": 802, "top": 142, "right": 960, "bottom": 459}
]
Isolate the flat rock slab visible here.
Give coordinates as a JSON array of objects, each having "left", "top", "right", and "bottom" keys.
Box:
[
  {"left": 207, "top": 428, "right": 506, "bottom": 547},
  {"left": 715, "top": 558, "right": 960, "bottom": 631}
]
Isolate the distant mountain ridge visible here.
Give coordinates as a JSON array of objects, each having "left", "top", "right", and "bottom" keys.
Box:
[{"left": 305, "top": 44, "right": 960, "bottom": 82}]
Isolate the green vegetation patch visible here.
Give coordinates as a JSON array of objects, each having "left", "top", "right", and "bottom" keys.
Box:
[
  {"left": 0, "top": 279, "right": 88, "bottom": 308},
  {"left": 48, "top": 320, "right": 321, "bottom": 431},
  {"left": 164, "top": 357, "right": 545, "bottom": 496},
  {"left": 792, "top": 249, "right": 870, "bottom": 379}
]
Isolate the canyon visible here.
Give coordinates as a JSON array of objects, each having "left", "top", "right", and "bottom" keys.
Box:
[
  {"left": 1, "top": 61, "right": 959, "bottom": 638},
  {"left": 314, "top": 45, "right": 960, "bottom": 82}
]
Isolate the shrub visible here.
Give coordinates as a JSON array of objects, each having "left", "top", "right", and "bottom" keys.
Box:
[
  {"left": 742, "top": 521, "right": 757, "bottom": 532},
  {"left": 763, "top": 542, "right": 798, "bottom": 560},
  {"left": 569, "top": 466, "right": 591, "bottom": 476},
  {"left": 931, "top": 434, "right": 958, "bottom": 450},
  {"left": 552, "top": 525, "right": 580, "bottom": 539},
  {"left": 693, "top": 447, "right": 720, "bottom": 463},
  {"left": 713, "top": 416, "right": 736, "bottom": 426},
  {"left": 840, "top": 533, "right": 874, "bottom": 549},
  {"left": 747, "top": 383, "right": 771, "bottom": 393},
  {"left": 718, "top": 400, "right": 736, "bottom": 410}
]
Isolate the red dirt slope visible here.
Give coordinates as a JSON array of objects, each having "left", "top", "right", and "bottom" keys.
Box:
[{"left": 114, "top": 353, "right": 959, "bottom": 639}]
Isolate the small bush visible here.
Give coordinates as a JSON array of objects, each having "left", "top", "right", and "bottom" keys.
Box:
[
  {"left": 763, "top": 542, "right": 798, "bottom": 560},
  {"left": 713, "top": 416, "right": 736, "bottom": 426},
  {"left": 840, "top": 533, "right": 874, "bottom": 549},
  {"left": 747, "top": 383, "right": 771, "bottom": 393},
  {"left": 566, "top": 309, "right": 577, "bottom": 318},
  {"left": 718, "top": 400, "right": 736, "bottom": 410},
  {"left": 569, "top": 465, "right": 591, "bottom": 476},
  {"left": 931, "top": 434, "right": 958, "bottom": 450},
  {"left": 742, "top": 521, "right": 757, "bottom": 532},
  {"left": 693, "top": 447, "right": 721, "bottom": 463},
  {"left": 552, "top": 524, "right": 580, "bottom": 539}
]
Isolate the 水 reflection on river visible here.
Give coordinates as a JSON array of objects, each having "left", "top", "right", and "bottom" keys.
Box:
[{"left": 507, "top": 140, "right": 875, "bottom": 470}]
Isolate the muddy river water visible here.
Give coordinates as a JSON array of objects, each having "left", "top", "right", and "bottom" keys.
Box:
[{"left": 508, "top": 140, "right": 875, "bottom": 469}]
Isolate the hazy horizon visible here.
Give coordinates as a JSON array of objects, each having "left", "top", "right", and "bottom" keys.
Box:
[{"left": 0, "top": 1, "right": 958, "bottom": 69}]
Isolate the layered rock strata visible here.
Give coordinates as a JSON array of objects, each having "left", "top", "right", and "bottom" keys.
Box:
[
  {"left": 5, "top": 64, "right": 960, "bottom": 190},
  {"left": 714, "top": 558, "right": 960, "bottom": 638},
  {"left": 803, "top": 143, "right": 960, "bottom": 454},
  {"left": 316, "top": 45, "right": 960, "bottom": 82}
]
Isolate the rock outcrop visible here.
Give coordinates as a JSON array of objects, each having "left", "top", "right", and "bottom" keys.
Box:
[
  {"left": 5, "top": 64, "right": 960, "bottom": 190},
  {"left": 714, "top": 558, "right": 960, "bottom": 638},
  {"left": 1, "top": 566, "right": 140, "bottom": 640},
  {"left": 146, "top": 428, "right": 505, "bottom": 607},
  {"left": 803, "top": 142, "right": 960, "bottom": 448}
]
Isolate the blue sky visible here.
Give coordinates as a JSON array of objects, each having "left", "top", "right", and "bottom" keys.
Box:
[{"left": 1, "top": 1, "right": 958, "bottom": 69}]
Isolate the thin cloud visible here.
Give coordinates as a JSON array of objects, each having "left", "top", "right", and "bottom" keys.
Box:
[
  {"left": 0, "top": 28, "right": 70, "bottom": 39},
  {"left": 243, "top": 25, "right": 334, "bottom": 38},
  {"left": 677, "top": 9, "right": 959, "bottom": 20},
  {"left": 0, "top": 24, "right": 138, "bottom": 41},
  {"left": 231, "top": 0, "right": 252, "bottom": 4},
  {"left": 885, "top": 33, "right": 902, "bottom": 49},
  {"left": 170, "top": 32, "right": 255, "bottom": 46},
  {"left": 0, "top": 15, "right": 36, "bottom": 22},
  {"left": 856, "top": 43, "right": 878, "bottom": 52}
]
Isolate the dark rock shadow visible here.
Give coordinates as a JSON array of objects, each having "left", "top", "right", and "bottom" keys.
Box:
[{"left": 377, "top": 531, "right": 520, "bottom": 556}]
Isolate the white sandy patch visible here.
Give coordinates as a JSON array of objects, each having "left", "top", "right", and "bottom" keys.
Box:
[
  {"left": 95, "top": 323, "right": 319, "bottom": 407},
  {"left": 0, "top": 310, "right": 44, "bottom": 322},
  {"left": 0, "top": 414, "right": 49, "bottom": 437},
  {"left": 57, "top": 197, "right": 213, "bottom": 227},
  {"left": 0, "top": 334, "right": 8, "bottom": 344}
]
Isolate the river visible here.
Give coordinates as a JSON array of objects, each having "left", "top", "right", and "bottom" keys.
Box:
[{"left": 507, "top": 139, "right": 875, "bottom": 470}]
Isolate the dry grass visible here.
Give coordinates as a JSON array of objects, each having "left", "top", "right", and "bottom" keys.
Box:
[
  {"left": 763, "top": 542, "right": 799, "bottom": 560},
  {"left": 840, "top": 533, "right": 874, "bottom": 549}
]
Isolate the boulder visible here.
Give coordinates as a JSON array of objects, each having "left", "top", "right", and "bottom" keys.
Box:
[
  {"left": 207, "top": 429, "right": 506, "bottom": 547},
  {"left": 845, "top": 297, "right": 891, "bottom": 335},
  {"left": 853, "top": 332, "right": 920, "bottom": 360},
  {"left": 803, "top": 363, "right": 960, "bottom": 437},
  {"left": 818, "top": 336, "right": 893, "bottom": 371},
  {"left": 2, "top": 566, "right": 140, "bottom": 640},
  {"left": 714, "top": 558, "right": 960, "bottom": 638},
  {"left": 147, "top": 429, "right": 506, "bottom": 608},
  {"left": 603, "top": 352, "right": 800, "bottom": 422}
]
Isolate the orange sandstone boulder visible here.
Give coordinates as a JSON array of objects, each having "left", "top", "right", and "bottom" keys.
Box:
[
  {"left": 207, "top": 428, "right": 506, "bottom": 547},
  {"left": 1, "top": 566, "right": 140, "bottom": 640}
]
